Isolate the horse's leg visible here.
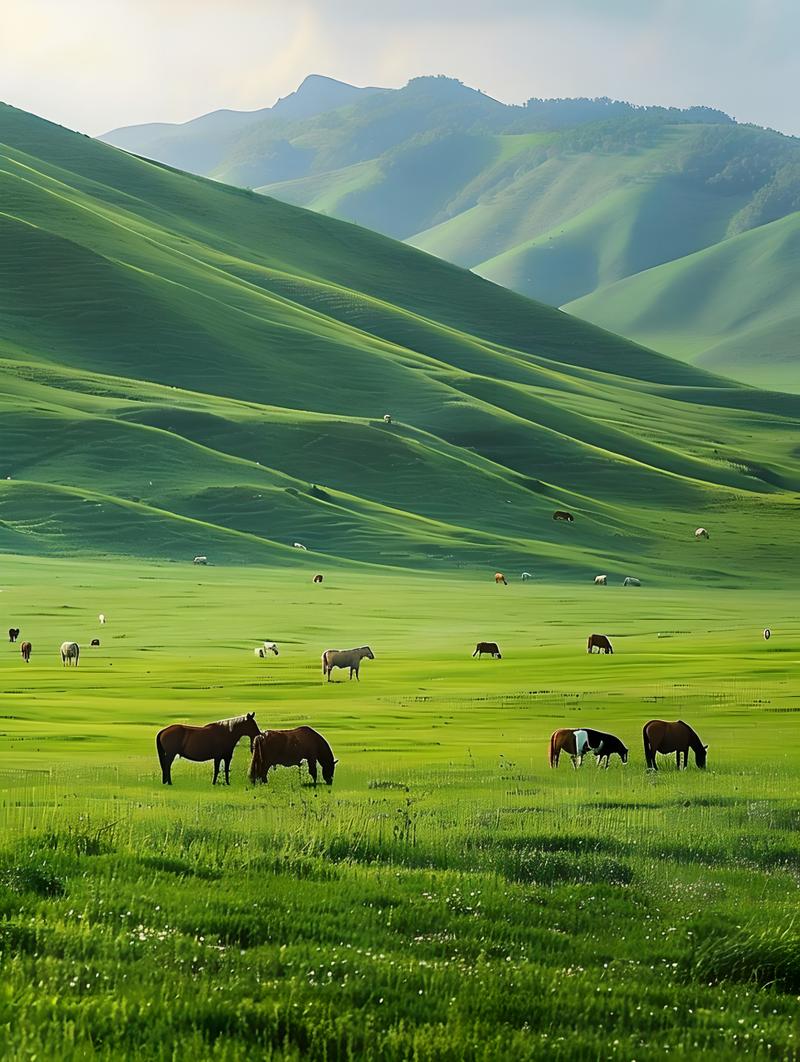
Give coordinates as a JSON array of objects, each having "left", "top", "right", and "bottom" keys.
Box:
[
  {"left": 212, "top": 758, "right": 220, "bottom": 785},
  {"left": 676, "top": 751, "right": 681, "bottom": 770},
  {"left": 224, "top": 756, "right": 231, "bottom": 785},
  {"left": 570, "top": 755, "right": 577, "bottom": 770},
  {"left": 308, "top": 758, "right": 318, "bottom": 785},
  {"left": 162, "top": 753, "right": 175, "bottom": 785}
]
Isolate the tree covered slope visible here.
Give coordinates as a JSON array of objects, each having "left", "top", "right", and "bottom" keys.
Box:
[{"left": 3, "top": 101, "right": 800, "bottom": 583}]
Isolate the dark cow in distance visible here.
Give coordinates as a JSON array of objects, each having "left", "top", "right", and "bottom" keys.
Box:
[
  {"left": 473, "top": 641, "right": 502, "bottom": 659},
  {"left": 8, "top": 627, "right": 19, "bottom": 643},
  {"left": 587, "top": 634, "right": 613, "bottom": 654},
  {"left": 553, "top": 511, "right": 574, "bottom": 522}
]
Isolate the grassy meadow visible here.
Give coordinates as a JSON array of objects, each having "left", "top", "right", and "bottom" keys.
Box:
[{"left": 2, "top": 555, "right": 800, "bottom": 1059}]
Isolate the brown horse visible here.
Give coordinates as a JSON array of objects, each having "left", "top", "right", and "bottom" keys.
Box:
[
  {"left": 643, "top": 719, "right": 707, "bottom": 770},
  {"left": 549, "top": 728, "right": 592, "bottom": 768},
  {"left": 473, "top": 641, "right": 502, "bottom": 658},
  {"left": 587, "top": 634, "right": 613, "bottom": 654},
  {"left": 249, "top": 726, "right": 337, "bottom": 786},
  {"left": 156, "top": 712, "right": 260, "bottom": 785},
  {"left": 20, "top": 641, "right": 31, "bottom": 663},
  {"left": 494, "top": 572, "right": 507, "bottom": 585},
  {"left": 553, "top": 511, "right": 574, "bottom": 522}
]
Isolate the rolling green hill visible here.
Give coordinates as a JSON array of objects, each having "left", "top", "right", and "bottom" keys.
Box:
[
  {"left": 3, "top": 100, "right": 800, "bottom": 582},
  {"left": 565, "top": 210, "right": 800, "bottom": 392},
  {"left": 102, "top": 77, "right": 800, "bottom": 384}
]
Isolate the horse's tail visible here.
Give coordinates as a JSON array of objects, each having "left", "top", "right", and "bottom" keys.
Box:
[
  {"left": 587, "top": 636, "right": 592, "bottom": 653},
  {"left": 549, "top": 732, "right": 556, "bottom": 768},
  {"left": 248, "top": 734, "right": 263, "bottom": 784},
  {"left": 156, "top": 730, "right": 167, "bottom": 773},
  {"left": 321, "top": 651, "right": 328, "bottom": 675},
  {"left": 642, "top": 724, "right": 652, "bottom": 768}
]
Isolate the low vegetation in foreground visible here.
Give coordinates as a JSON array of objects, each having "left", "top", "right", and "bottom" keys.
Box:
[{"left": 2, "top": 557, "right": 800, "bottom": 1059}]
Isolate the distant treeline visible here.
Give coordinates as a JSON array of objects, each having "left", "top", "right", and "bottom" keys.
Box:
[{"left": 518, "top": 96, "right": 733, "bottom": 131}]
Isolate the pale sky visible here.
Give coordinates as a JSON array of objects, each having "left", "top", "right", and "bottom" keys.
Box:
[{"left": 1, "top": 0, "right": 798, "bottom": 136}]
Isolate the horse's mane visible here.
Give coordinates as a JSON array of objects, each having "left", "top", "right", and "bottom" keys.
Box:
[
  {"left": 215, "top": 714, "right": 251, "bottom": 732},
  {"left": 678, "top": 719, "right": 704, "bottom": 751}
]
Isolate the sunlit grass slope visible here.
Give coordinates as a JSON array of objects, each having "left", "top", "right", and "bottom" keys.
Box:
[
  {"left": 566, "top": 210, "right": 800, "bottom": 392},
  {"left": 1, "top": 102, "right": 800, "bottom": 581},
  {"left": 3, "top": 556, "right": 800, "bottom": 1058}
]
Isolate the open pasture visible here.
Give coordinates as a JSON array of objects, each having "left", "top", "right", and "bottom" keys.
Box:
[{"left": 2, "top": 556, "right": 800, "bottom": 1060}]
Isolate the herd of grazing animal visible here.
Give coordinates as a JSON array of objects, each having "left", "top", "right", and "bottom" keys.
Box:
[{"left": 549, "top": 721, "right": 707, "bottom": 771}]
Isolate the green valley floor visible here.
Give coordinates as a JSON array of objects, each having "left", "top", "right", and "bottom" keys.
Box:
[{"left": 1, "top": 556, "right": 799, "bottom": 1059}]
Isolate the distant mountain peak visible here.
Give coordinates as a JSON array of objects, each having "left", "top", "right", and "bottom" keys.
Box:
[{"left": 271, "top": 74, "right": 381, "bottom": 120}]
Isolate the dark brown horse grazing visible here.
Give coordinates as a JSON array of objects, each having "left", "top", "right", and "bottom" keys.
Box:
[
  {"left": 20, "top": 641, "right": 31, "bottom": 663},
  {"left": 249, "top": 726, "right": 337, "bottom": 786},
  {"left": 643, "top": 719, "right": 708, "bottom": 770},
  {"left": 8, "top": 627, "right": 19, "bottom": 643},
  {"left": 313, "top": 574, "right": 324, "bottom": 584},
  {"left": 587, "top": 634, "right": 613, "bottom": 654},
  {"left": 156, "top": 712, "right": 260, "bottom": 785},
  {"left": 473, "top": 641, "right": 502, "bottom": 658},
  {"left": 553, "top": 510, "right": 574, "bottom": 522}
]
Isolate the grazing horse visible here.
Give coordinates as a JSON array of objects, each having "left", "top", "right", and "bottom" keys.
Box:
[
  {"left": 494, "top": 572, "right": 507, "bottom": 585},
  {"left": 8, "top": 627, "right": 19, "bottom": 643},
  {"left": 695, "top": 527, "right": 709, "bottom": 540},
  {"left": 764, "top": 628, "right": 771, "bottom": 641},
  {"left": 643, "top": 719, "right": 707, "bottom": 770},
  {"left": 549, "top": 728, "right": 591, "bottom": 768},
  {"left": 322, "top": 646, "right": 374, "bottom": 681},
  {"left": 20, "top": 641, "right": 31, "bottom": 663},
  {"left": 623, "top": 577, "right": 641, "bottom": 587},
  {"left": 249, "top": 726, "right": 337, "bottom": 786},
  {"left": 473, "top": 641, "right": 502, "bottom": 658},
  {"left": 193, "top": 556, "right": 208, "bottom": 565},
  {"left": 156, "top": 712, "right": 260, "bottom": 785},
  {"left": 90, "top": 639, "right": 100, "bottom": 647},
  {"left": 383, "top": 414, "right": 392, "bottom": 424},
  {"left": 553, "top": 510, "right": 574, "bottom": 522},
  {"left": 594, "top": 575, "right": 607, "bottom": 585},
  {"left": 521, "top": 572, "right": 532, "bottom": 581},
  {"left": 313, "top": 574, "right": 324, "bottom": 583},
  {"left": 587, "top": 634, "right": 613, "bottom": 654},
  {"left": 60, "top": 641, "right": 80, "bottom": 667},
  {"left": 583, "top": 728, "right": 628, "bottom": 768}
]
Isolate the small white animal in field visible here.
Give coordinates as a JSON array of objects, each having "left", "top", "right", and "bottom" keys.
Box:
[
  {"left": 594, "top": 575, "right": 607, "bottom": 585},
  {"left": 764, "top": 628, "right": 771, "bottom": 641},
  {"left": 521, "top": 572, "right": 532, "bottom": 581},
  {"left": 383, "top": 414, "right": 392, "bottom": 424},
  {"left": 293, "top": 542, "right": 307, "bottom": 551},
  {"left": 193, "top": 556, "right": 208, "bottom": 565},
  {"left": 99, "top": 613, "right": 106, "bottom": 625},
  {"left": 60, "top": 641, "right": 80, "bottom": 667},
  {"left": 254, "top": 647, "right": 266, "bottom": 658},
  {"left": 262, "top": 641, "right": 279, "bottom": 655},
  {"left": 695, "top": 527, "right": 709, "bottom": 540}
]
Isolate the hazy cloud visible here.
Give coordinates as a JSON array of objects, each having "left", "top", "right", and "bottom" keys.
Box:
[{"left": 0, "top": 0, "right": 797, "bottom": 135}]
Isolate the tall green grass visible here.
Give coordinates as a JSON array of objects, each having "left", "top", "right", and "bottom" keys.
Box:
[{"left": 1, "top": 556, "right": 800, "bottom": 1058}]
